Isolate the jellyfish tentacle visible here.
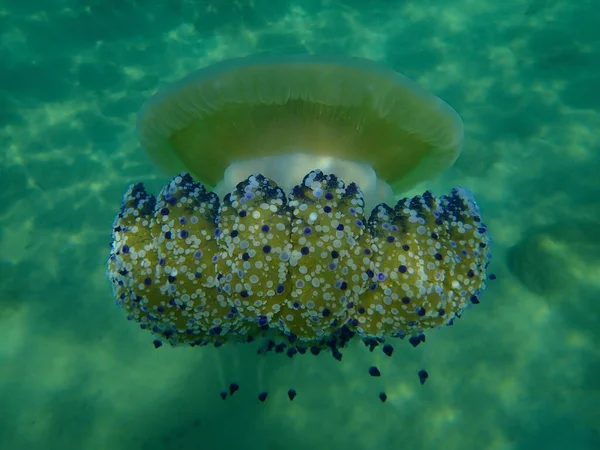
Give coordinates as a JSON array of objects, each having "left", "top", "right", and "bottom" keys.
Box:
[
  {"left": 107, "top": 172, "right": 492, "bottom": 353},
  {"left": 215, "top": 174, "right": 292, "bottom": 333}
]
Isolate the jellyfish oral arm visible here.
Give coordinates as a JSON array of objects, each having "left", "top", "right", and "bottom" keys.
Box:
[
  {"left": 213, "top": 152, "right": 395, "bottom": 212},
  {"left": 107, "top": 170, "right": 492, "bottom": 351}
]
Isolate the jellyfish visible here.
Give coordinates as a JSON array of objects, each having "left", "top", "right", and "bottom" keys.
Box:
[{"left": 107, "top": 55, "right": 492, "bottom": 401}]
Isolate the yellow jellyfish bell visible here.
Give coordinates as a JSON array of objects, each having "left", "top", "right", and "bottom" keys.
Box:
[
  {"left": 107, "top": 55, "right": 492, "bottom": 399},
  {"left": 136, "top": 54, "right": 464, "bottom": 211}
]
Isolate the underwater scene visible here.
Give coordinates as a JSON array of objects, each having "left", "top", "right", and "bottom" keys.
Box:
[{"left": 1, "top": 1, "right": 599, "bottom": 449}]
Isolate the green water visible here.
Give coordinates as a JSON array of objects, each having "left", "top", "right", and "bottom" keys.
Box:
[{"left": 1, "top": 1, "right": 599, "bottom": 449}]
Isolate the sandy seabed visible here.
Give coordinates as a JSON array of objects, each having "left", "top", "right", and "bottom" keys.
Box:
[{"left": 1, "top": 1, "right": 599, "bottom": 449}]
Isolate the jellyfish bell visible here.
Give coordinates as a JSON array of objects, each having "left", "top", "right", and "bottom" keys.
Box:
[
  {"left": 136, "top": 54, "right": 464, "bottom": 211},
  {"left": 107, "top": 55, "right": 492, "bottom": 403}
]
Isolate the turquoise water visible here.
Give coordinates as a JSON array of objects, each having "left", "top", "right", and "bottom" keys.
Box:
[{"left": 1, "top": 1, "right": 599, "bottom": 449}]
